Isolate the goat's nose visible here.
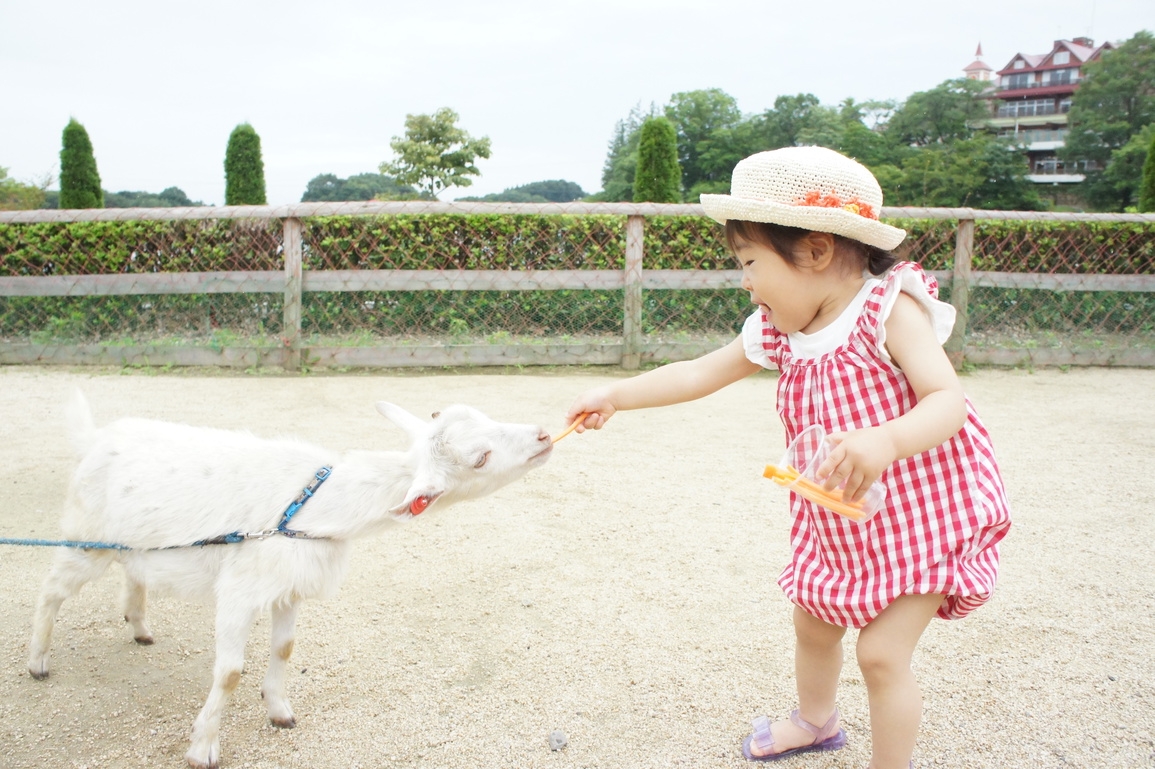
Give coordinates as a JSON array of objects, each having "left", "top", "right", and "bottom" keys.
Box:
[{"left": 537, "top": 429, "right": 550, "bottom": 443}]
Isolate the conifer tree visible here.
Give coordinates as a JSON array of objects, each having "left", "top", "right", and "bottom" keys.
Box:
[
  {"left": 1140, "top": 129, "right": 1155, "bottom": 213},
  {"left": 59, "top": 118, "right": 103, "bottom": 209},
  {"left": 224, "top": 123, "right": 267, "bottom": 205},
  {"left": 633, "top": 117, "right": 682, "bottom": 203}
]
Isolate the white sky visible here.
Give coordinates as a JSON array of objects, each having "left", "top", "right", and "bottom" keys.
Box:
[{"left": 2, "top": 0, "right": 1150, "bottom": 206}]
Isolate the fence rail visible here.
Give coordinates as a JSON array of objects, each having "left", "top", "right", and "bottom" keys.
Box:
[{"left": 2, "top": 202, "right": 1153, "bottom": 370}]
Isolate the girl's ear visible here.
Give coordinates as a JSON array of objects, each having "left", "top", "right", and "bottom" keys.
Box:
[{"left": 799, "top": 232, "right": 836, "bottom": 270}]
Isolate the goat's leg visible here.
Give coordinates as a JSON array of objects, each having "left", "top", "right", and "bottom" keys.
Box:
[
  {"left": 122, "top": 573, "right": 154, "bottom": 645},
  {"left": 185, "top": 601, "right": 259, "bottom": 769},
  {"left": 261, "top": 600, "right": 300, "bottom": 728},
  {"left": 28, "top": 548, "right": 114, "bottom": 679}
]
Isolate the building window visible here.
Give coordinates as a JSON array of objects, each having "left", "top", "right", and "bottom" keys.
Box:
[
  {"left": 1054, "top": 51, "right": 1070, "bottom": 65},
  {"left": 1005, "top": 72, "right": 1032, "bottom": 89},
  {"left": 1013, "top": 59, "right": 1026, "bottom": 69},
  {"left": 1047, "top": 68, "right": 1074, "bottom": 85},
  {"left": 997, "top": 99, "right": 1061, "bottom": 118}
]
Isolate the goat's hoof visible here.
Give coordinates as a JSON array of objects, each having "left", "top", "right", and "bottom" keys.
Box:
[
  {"left": 185, "top": 751, "right": 218, "bottom": 769},
  {"left": 27, "top": 657, "right": 50, "bottom": 680},
  {"left": 270, "top": 715, "right": 297, "bottom": 729},
  {"left": 134, "top": 635, "right": 155, "bottom": 645}
]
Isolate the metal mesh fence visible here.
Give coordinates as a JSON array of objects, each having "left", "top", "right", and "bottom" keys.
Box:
[{"left": 1, "top": 202, "right": 1152, "bottom": 369}]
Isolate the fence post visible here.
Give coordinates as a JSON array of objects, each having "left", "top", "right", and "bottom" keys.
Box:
[
  {"left": 282, "top": 217, "right": 303, "bottom": 371},
  {"left": 622, "top": 215, "right": 644, "bottom": 370},
  {"left": 944, "top": 218, "right": 974, "bottom": 371}
]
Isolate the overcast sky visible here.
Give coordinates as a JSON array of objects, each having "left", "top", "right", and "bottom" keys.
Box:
[{"left": 2, "top": 0, "right": 1150, "bottom": 206}]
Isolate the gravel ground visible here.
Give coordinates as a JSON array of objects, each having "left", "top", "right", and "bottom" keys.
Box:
[{"left": 1, "top": 365, "right": 1153, "bottom": 769}]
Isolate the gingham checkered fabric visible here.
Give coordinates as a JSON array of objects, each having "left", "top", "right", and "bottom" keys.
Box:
[{"left": 744, "top": 262, "right": 1011, "bottom": 629}]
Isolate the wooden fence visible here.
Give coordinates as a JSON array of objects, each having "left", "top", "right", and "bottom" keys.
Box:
[{"left": 2, "top": 202, "right": 1154, "bottom": 370}]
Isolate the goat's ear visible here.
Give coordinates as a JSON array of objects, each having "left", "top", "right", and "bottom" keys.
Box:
[{"left": 375, "top": 401, "right": 427, "bottom": 439}]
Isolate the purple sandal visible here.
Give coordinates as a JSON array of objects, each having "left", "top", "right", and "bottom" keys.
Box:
[{"left": 741, "top": 708, "right": 847, "bottom": 762}]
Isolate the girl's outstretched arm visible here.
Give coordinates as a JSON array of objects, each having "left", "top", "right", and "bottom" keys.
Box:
[
  {"left": 821, "top": 293, "right": 967, "bottom": 501},
  {"left": 564, "top": 336, "right": 762, "bottom": 432}
]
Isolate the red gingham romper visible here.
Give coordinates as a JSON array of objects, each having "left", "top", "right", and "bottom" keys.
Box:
[{"left": 744, "top": 262, "right": 1012, "bottom": 629}]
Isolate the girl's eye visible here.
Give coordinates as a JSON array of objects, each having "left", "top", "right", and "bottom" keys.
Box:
[{"left": 474, "top": 451, "right": 491, "bottom": 469}]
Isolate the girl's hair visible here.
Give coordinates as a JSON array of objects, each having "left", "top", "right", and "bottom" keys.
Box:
[{"left": 725, "top": 219, "right": 897, "bottom": 276}]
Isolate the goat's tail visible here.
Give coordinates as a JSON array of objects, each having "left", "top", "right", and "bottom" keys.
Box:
[{"left": 66, "top": 389, "right": 97, "bottom": 456}]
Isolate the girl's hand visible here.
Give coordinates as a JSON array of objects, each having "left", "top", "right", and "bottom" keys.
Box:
[
  {"left": 563, "top": 387, "right": 617, "bottom": 434},
  {"left": 814, "top": 426, "right": 898, "bottom": 503}
]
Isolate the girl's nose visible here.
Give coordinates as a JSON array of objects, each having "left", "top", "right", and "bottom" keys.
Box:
[{"left": 741, "top": 272, "right": 752, "bottom": 291}]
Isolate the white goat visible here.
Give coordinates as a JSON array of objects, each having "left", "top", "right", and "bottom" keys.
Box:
[{"left": 27, "top": 391, "right": 553, "bottom": 769}]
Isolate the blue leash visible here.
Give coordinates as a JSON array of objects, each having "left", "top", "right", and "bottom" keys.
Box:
[{"left": 0, "top": 466, "right": 332, "bottom": 551}]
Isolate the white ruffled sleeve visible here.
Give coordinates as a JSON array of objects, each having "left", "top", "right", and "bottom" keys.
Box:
[
  {"left": 741, "top": 310, "right": 775, "bottom": 369},
  {"left": 877, "top": 264, "right": 956, "bottom": 357}
]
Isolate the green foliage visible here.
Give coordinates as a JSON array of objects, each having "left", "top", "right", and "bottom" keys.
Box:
[
  {"left": 0, "top": 167, "right": 47, "bottom": 211},
  {"left": 380, "top": 108, "right": 491, "bottom": 198},
  {"left": 104, "top": 187, "right": 202, "bottom": 208},
  {"left": 1064, "top": 31, "right": 1155, "bottom": 210},
  {"left": 887, "top": 134, "right": 1042, "bottom": 210},
  {"left": 300, "top": 173, "right": 421, "bottom": 202},
  {"left": 595, "top": 104, "right": 654, "bottom": 202},
  {"left": 1141, "top": 128, "right": 1155, "bottom": 212},
  {"left": 882, "top": 79, "right": 990, "bottom": 147},
  {"left": 1099, "top": 125, "right": 1155, "bottom": 211},
  {"left": 633, "top": 117, "right": 682, "bottom": 203},
  {"left": 224, "top": 123, "right": 268, "bottom": 205},
  {"left": 664, "top": 89, "right": 744, "bottom": 195},
  {"left": 59, "top": 119, "right": 103, "bottom": 209},
  {"left": 458, "top": 179, "right": 587, "bottom": 203}
]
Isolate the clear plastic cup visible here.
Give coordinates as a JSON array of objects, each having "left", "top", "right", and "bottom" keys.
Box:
[{"left": 768, "top": 424, "right": 887, "bottom": 522}]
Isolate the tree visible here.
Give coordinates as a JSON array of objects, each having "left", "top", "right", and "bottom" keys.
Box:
[
  {"left": 0, "top": 167, "right": 48, "bottom": 210},
  {"left": 380, "top": 108, "right": 491, "bottom": 199},
  {"left": 300, "top": 172, "right": 420, "bottom": 202},
  {"left": 1136, "top": 127, "right": 1155, "bottom": 212},
  {"left": 633, "top": 116, "right": 682, "bottom": 203},
  {"left": 104, "top": 187, "right": 202, "bottom": 208},
  {"left": 458, "top": 180, "right": 587, "bottom": 203},
  {"left": 1063, "top": 31, "right": 1155, "bottom": 210},
  {"left": 59, "top": 118, "right": 103, "bottom": 209},
  {"left": 883, "top": 79, "right": 990, "bottom": 147},
  {"left": 889, "top": 134, "right": 1042, "bottom": 210},
  {"left": 594, "top": 104, "right": 655, "bottom": 201},
  {"left": 224, "top": 123, "right": 267, "bottom": 205},
  {"left": 664, "top": 89, "right": 743, "bottom": 195},
  {"left": 757, "top": 93, "right": 843, "bottom": 150}
]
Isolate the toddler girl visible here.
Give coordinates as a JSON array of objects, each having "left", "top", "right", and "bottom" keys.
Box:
[{"left": 563, "top": 146, "right": 1011, "bottom": 768}]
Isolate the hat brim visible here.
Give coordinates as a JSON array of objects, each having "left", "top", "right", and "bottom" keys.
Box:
[{"left": 700, "top": 194, "right": 906, "bottom": 251}]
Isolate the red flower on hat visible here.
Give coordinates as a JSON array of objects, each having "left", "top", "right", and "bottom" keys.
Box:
[{"left": 797, "top": 190, "right": 877, "bottom": 220}]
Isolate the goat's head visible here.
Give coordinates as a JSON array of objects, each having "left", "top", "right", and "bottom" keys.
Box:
[{"left": 375, "top": 402, "right": 552, "bottom": 519}]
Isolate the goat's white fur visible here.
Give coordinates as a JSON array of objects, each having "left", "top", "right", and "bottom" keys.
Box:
[{"left": 28, "top": 391, "right": 552, "bottom": 769}]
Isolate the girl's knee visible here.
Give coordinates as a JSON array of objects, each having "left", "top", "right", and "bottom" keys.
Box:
[
  {"left": 793, "top": 606, "right": 845, "bottom": 647},
  {"left": 855, "top": 635, "right": 911, "bottom": 682}
]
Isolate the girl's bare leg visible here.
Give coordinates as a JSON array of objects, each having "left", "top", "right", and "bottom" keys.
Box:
[
  {"left": 747, "top": 605, "right": 847, "bottom": 757},
  {"left": 855, "top": 594, "right": 944, "bottom": 769}
]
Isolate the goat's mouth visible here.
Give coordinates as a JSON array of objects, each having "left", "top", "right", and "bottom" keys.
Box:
[{"left": 528, "top": 443, "right": 554, "bottom": 464}]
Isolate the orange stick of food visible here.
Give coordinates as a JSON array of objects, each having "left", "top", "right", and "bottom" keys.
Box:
[
  {"left": 552, "top": 413, "right": 590, "bottom": 444},
  {"left": 763, "top": 463, "right": 867, "bottom": 521}
]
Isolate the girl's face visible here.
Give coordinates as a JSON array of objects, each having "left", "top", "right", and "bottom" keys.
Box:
[{"left": 734, "top": 236, "right": 821, "bottom": 334}]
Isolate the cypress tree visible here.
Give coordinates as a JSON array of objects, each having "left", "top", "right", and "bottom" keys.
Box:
[
  {"left": 59, "top": 118, "right": 103, "bottom": 209},
  {"left": 633, "top": 117, "right": 682, "bottom": 203},
  {"left": 224, "top": 123, "right": 267, "bottom": 205},
  {"left": 1140, "top": 129, "right": 1155, "bottom": 213}
]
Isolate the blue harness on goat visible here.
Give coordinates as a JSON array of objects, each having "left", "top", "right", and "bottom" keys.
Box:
[{"left": 0, "top": 466, "right": 333, "bottom": 551}]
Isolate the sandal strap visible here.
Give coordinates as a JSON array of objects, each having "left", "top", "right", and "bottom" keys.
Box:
[
  {"left": 749, "top": 715, "right": 776, "bottom": 753},
  {"left": 788, "top": 707, "right": 841, "bottom": 743}
]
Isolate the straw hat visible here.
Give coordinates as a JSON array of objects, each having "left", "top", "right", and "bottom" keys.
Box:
[{"left": 700, "top": 146, "right": 906, "bottom": 251}]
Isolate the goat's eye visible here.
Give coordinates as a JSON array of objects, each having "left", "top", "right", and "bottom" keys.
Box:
[{"left": 474, "top": 451, "right": 491, "bottom": 469}]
